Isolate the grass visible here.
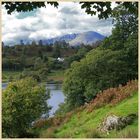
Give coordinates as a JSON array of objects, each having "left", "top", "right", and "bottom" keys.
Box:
[
  {"left": 47, "top": 70, "right": 65, "bottom": 83},
  {"left": 39, "top": 92, "right": 138, "bottom": 138}
]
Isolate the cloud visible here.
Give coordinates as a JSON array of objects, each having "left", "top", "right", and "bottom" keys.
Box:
[{"left": 2, "top": 2, "right": 114, "bottom": 46}]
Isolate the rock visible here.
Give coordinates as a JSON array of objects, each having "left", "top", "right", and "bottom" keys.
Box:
[{"left": 98, "top": 114, "right": 137, "bottom": 134}]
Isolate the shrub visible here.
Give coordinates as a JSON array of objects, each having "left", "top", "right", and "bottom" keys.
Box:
[
  {"left": 86, "top": 80, "right": 138, "bottom": 112},
  {"left": 2, "top": 77, "right": 50, "bottom": 138},
  {"left": 33, "top": 119, "right": 48, "bottom": 128}
]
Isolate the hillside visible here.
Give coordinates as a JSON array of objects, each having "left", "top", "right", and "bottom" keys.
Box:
[
  {"left": 69, "top": 31, "right": 105, "bottom": 46},
  {"left": 32, "top": 80, "right": 138, "bottom": 138}
]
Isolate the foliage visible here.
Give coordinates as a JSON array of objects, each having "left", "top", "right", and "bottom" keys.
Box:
[
  {"left": 64, "top": 47, "right": 90, "bottom": 68},
  {"left": 2, "top": 77, "right": 51, "bottom": 137},
  {"left": 63, "top": 47, "right": 134, "bottom": 110},
  {"left": 80, "top": 2, "right": 138, "bottom": 19},
  {"left": 53, "top": 49, "right": 61, "bottom": 58},
  {"left": 20, "top": 69, "right": 40, "bottom": 82},
  {"left": 2, "top": 57, "right": 23, "bottom": 71},
  {"left": 102, "top": 4, "right": 138, "bottom": 51}
]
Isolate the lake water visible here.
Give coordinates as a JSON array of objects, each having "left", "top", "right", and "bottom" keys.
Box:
[
  {"left": 46, "top": 84, "right": 65, "bottom": 116},
  {"left": 2, "top": 83, "right": 8, "bottom": 89},
  {"left": 2, "top": 83, "right": 65, "bottom": 117}
]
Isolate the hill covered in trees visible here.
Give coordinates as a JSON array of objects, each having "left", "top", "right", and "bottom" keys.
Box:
[{"left": 2, "top": 39, "right": 101, "bottom": 82}]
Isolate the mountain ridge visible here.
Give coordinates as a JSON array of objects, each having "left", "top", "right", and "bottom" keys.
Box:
[{"left": 43, "top": 31, "right": 105, "bottom": 46}]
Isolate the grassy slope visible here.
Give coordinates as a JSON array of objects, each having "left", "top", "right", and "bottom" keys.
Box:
[{"left": 40, "top": 92, "right": 138, "bottom": 138}]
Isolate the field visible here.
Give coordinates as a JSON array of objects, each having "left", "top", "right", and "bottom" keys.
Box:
[
  {"left": 2, "top": 70, "right": 65, "bottom": 83},
  {"left": 47, "top": 70, "right": 65, "bottom": 83}
]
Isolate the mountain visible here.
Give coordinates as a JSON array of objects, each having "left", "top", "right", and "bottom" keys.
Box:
[
  {"left": 44, "top": 33, "right": 78, "bottom": 44},
  {"left": 43, "top": 31, "right": 105, "bottom": 46}
]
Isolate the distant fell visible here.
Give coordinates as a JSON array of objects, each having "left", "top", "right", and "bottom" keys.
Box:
[{"left": 43, "top": 31, "right": 105, "bottom": 46}]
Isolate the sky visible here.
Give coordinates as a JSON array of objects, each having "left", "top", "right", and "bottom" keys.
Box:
[{"left": 2, "top": 2, "right": 116, "bottom": 46}]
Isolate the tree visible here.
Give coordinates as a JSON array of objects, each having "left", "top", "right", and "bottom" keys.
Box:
[
  {"left": 38, "top": 50, "right": 43, "bottom": 59},
  {"left": 2, "top": 41, "right": 4, "bottom": 47},
  {"left": 20, "top": 40, "right": 24, "bottom": 46},
  {"left": 31, "top": 40, "right": 37, "bottom": 47},
  {"left": 2, "top": 77, "right": 50, "bottom": 137},
  {"left": 100, "top": 4, "right": 138, "bottom": 80},
  {"left": 20, "top": 54, "right": 26, "bottom": 69},
  {"left": 53, "top": 41, "right": 61, "bottom": 58},
  {"left": 64, "top": 47, "right": 89, "bottom": 68},
  {"left": 123, "top": 32, "right": 138, "bottom": 80},
  {"left": 38, "top": 40, "right": 43, "bottom": 47},
  {"left": 20, "top": 57, "right": 48, "bottom": 81},
  {"left": 102, "top": 4, "right": 138, "bottom": 51},
  {"left": 43, "top": 54, "right": 48, "bottom": 62},
  {"left": 34, "top": 57, "right": 43, "bottom": 70}
]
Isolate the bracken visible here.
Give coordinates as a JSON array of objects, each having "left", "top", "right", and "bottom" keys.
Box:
[{"left": 86, "top": 80, "right": 138, "bottom": 113}]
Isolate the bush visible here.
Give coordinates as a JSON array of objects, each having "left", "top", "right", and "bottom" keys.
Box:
[{"left": 2, "top": 77, "right": 50, "bottom": 138}]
